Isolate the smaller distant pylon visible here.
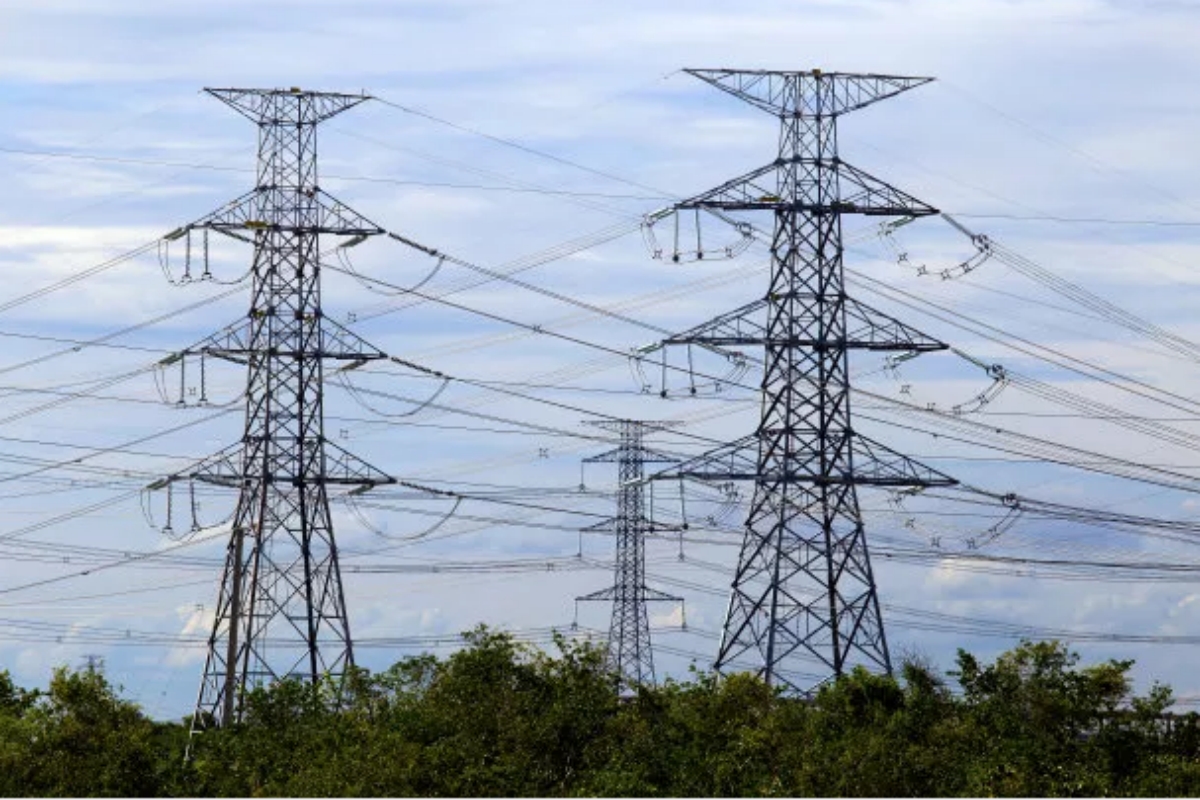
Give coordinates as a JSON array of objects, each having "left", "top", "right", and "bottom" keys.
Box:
[{"left": 577, "top": 420, "right": 682, "bottom": 692}]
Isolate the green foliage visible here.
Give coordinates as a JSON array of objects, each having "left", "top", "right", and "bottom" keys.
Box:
[
  {"left": 0, "top": 664, "right": 171, "bottom": 796},
  {"left": 0, "top": 636, "right": 1198, "bottom": 796}
]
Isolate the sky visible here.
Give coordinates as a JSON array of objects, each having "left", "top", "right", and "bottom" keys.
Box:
[{"left": 2, "top": 0, "right": 1200, "bottom": 718}]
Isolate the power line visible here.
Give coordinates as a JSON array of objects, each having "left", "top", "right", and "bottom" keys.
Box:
[
  {"left": 372, "top": 96, "right": 670, "bottom": 198},
  {"left": 0, "top": 143, "right": 670, "bottom": 201},
  {"left": 950, "top": 211, "right": 1200, "bottom": 228}
]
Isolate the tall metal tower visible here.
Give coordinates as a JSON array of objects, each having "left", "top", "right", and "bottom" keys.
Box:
[
  {"left": 155, "top": 89, "right": 394, "bottom": 736},
  {"left": 647, "top": 70, "right": 956, "bottom": 693},
  {"left": 577, "top": 420, "right": 681, "bottom": 692}
]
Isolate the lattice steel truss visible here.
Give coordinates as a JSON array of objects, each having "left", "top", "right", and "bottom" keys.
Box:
[
  {"left": 159, "top": 89, "right": 395, "bottom": 740},
  {"left": 577, "top": 420, "right": 681, "bottom": 692},
  {"left": 649, "top": 69, "right": 956, "bottom": 693}
]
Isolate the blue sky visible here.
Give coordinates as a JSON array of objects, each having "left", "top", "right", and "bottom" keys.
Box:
[{"left": 2, "top": 0, "right": 1200, "bottom": 718}]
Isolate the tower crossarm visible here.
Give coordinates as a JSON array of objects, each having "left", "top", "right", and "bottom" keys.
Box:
[
  {"left": 204, "top": 88, "right": 371, "bottom": 126},
  {"left": 671, "top": 158, "right": 938, "bottom": 217},
  {"left": 578, "top": 586, "right": 682, "bottom": 604},
  {"left": 171, "top": 318, "right": 255, "bottom": 366},
  {"left": 318, "top": 317, "right": 390, "bottom": 361},
  {"left": 161, "top": 441, "right": 244, "bottom": 490},
  {"left": 850, "top": 434, "right": 957, "bottom": 487},
  {"left": 156, "top": 438, "right": 394, "bottom": 492},
  {"left": 646, "top": 433, "right": 760, "bottom": 483},
  {"left": 659, "top": 297, "right": 768, "bottom": 347},
  {"left": 648, "top": 295, "right": 947, "bottom": 351},
  {"left": 172, "top": 188, "right": 387, "bottom": 242},
  {"left": 171, "top": 315, "right": 385, "bottom": 362},
  {"left": 838, "top": 297, "right": 948, "bottom": 351},
  {"left": 683, "top": 69, "right": 933, "bottom": 118},
  {"left": 584, "top": 445, "right": 680, "bottom": 465},
  {"left": 321, "top": 441, "right": 395, "bottom": 487},
  {"left": 648, "top": 430, "right": 957, "bottom": 488}
]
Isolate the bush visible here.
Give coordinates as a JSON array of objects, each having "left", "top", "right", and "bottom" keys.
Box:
[{"left": 0, "top": 636, "right": 1195, "bottom": 796}]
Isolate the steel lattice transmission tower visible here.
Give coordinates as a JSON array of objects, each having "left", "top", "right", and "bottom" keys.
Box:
[
  {"left": 647, "top": 70, "right": 957, "bottom": 693},
  {"left": 156, "top": 88, "right": 395, "bottom": 738},
  {"left": 577, "top": 420, "right": 682, "bottom": 692}
]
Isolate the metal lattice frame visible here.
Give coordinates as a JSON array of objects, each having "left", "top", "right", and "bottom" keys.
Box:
[
  {"left": 578, "top": 420, "right": 680, "bottom": 692},
  {"left": 653, "top": 70, "right": 956, "bottom": 694},
  {"left": 171, "top": 89, "right": 394, "bottom": 737}
]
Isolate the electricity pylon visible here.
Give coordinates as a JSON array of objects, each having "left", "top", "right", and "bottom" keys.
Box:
[
  {"left": 577, "top": 420, "right": 681, "bottom": 692},
  {"left": 154, "top": 88, "right": 395, "bottom": 739},
  {"left": 645, "top": 70, "right": 956, "bottom": 693}
]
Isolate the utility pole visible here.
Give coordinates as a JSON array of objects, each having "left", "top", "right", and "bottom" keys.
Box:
[
  {"left": 644, "top": 70, "right": 956, "bottom": 693},
  {"left": 577, "top": 420, "right": 681, "bottom": 692},
  {"left": 153, "top": 88, "right": 394, "bottom": 742}
]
